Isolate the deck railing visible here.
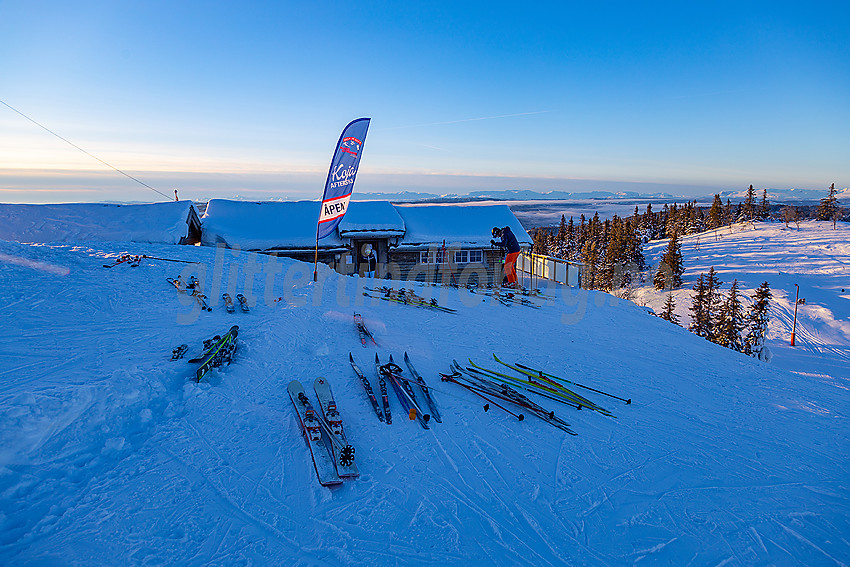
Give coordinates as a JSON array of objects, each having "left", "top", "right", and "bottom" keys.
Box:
[{"left": 517, "top": 251, "right": 583, "bottom": 288}]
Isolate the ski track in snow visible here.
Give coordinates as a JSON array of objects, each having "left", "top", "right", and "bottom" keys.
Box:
[{"left": 0, "top": 228, "right": 849, "bottom": 565}]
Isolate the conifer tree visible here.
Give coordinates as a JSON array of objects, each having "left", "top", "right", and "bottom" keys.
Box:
[
  {"left": 744, "top": 281, "right": 772, "bottom": 361},
  {"left": 531, "top": 228, "right": 551, "bottom": 256},
  {"left": 734, "top": 202, "right": 744, "bottom": 223},
  {"left": 555, "top": 215, "right": 568, "bottom": 258},
  {"left": 707, "top": 194, "right": 724, "bottom": 230},
  {"left": 641, "top": 203, "right": 656, "bottom": 240},
  {"left": 716, "top": 279, "right": 745, "bottom": 351},
  {"left": 658, "top": 204, "right": 669, "bottom": 239},
  {"left": 759, "top": 189, "right": 770, "bottom": 220},
  {"left": 653, "top": 232, "right": 684, "bottom": 290},
  {"left": 659, "top": 293, "right": 680, "bottom": 325},
  {"left": 743, "top": 184, "right": 756, "bottom": 221},
  {"left": 625, "top": 218, "right": 647, "bottom": 270},
  {"left": 665, "top": 203, "right": 679, "bottom": 237},
  {"left": 566, "top": 217, "right": 576, "bottom": 260},
  {"left": 580, "top": 239, "right": 600, "bottom": 289},
  {"left": 600, "top": 216, "right": 625, "bottom": 291},
  {"left": 689, "top": 274, "right": 709, "bottom": 337},
  {"left": 689, "top": 268, "right": 723, "bottom": 341},
  {"left": 817, "top": 183, "right": 839, "bottom": 221},
  {"left": 704, "top": 267, "right": 723, "bottom": 343}
]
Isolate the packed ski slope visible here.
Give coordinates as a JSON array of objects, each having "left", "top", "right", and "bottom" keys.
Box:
[{"left": 1, "top": 234, "right": 848, "bottom": 566}]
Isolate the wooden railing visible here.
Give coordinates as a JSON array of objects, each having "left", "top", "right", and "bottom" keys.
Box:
[{"left": 517, "top": 251, "right": 582, "bottom": 288}]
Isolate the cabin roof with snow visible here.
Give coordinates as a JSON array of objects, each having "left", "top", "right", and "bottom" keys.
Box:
[
  {"left": 199, "top": 199, "right": 531, "bottom": 252},
  {"left": 393, "top": 203, "right": 531, "bottom": 250},
  {"left": 338, "top": 201, "right": 405, "bottom": 238},
  {"left": 0, "top": 201, "right": 200, "bottom": 244},
  {"left": 200, "top": 199, "right": 346, "bottom": 250}
]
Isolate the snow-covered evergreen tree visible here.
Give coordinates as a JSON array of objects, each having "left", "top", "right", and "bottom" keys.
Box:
[
  {"left": 689, "top": 274, "right": 709, "bottom": 337},
  {"left": 659, "top": 293, "right": 680, "bottom": 325},
  {"left": 580, "top": 239, "right": 600, "bottom": 289},
  {"left": 653, "top": 232, "right": 684, "bottom": 290},
  {"left": 531, "top": 228, "right": 551, "bottom": 256},
  {"left": 817, "top": 183, "right": 839, "bottom": 222},
  {"left": 742, "top": 184, "right": 756, "bottom": 222},
  {"left": 704, "top": 267, "right": 723, "bottom": 343},
  {"left": 689, "top": 267, "right": 723, "bottom": 341},
  {"left": 715, "top": 279, "right": 745, "bottom": 351},
  {"left": 744, "top": 281, "right": 772, "bottom": 361},
  {"left": 566, "top": 217, "right": 576, "bottom": 260},
  {"left": 554, "top": 215, "right": 568, "bottom": 259},
  {"left": 759, "top": 189, "right": 770, "bottom": 220},
  {"left": 707, "top": 194, "right": 724, "bottom": 230}
]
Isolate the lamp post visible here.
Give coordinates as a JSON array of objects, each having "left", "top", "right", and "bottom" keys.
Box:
[{"left": 791, "top": 284, "right": 800, "bottom": 346}]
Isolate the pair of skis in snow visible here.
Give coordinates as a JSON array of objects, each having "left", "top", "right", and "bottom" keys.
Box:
[
  {"left": 349, "top": 352, "right": 442, "bottom": 428},
  {"left": 222, "top": 293, "right": 250, "bottom": 313},
  {"left": 288, "top": 378, "right": 359, "bottom": 487},
  {"left": 354, "top": 312, "right": 376, "bottom": 346},
  {"left": 167, "top": 275, "right": 212, "bottom": 312},
  {"left": 102, "top": 254, "right": 140, "bottom": 268},
  {"left": 362, "top": 286, "right": 456, "bottom": 313},
  {"left": 486, "top": 290, "right": 541, "bottom": 309},
  {"left": 103, "top": 253, "right": 201, "bottom": 268}
]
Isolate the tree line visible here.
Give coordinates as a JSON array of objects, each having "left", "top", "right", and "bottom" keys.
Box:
[{"left": 529, "top": 184, "right": 844, "bottom": 293}]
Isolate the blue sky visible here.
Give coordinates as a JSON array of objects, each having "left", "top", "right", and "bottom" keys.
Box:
[{"left": 1, "top": 1, "right": 848, "bottom": 203}]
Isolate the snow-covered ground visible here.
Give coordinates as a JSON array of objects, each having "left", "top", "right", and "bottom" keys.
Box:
[
  {"left": 1, "top": 228, "right": 848, "bottom": 565},
  {"left": 640, "top": 220, "right": 850, "bottom": 383}
]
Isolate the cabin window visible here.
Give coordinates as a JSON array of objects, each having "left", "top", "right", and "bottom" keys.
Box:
[{"left": 420, "top": 249, "right": 483, "bottom": 264}]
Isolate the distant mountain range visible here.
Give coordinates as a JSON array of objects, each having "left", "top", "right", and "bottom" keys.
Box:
[
  {"left": 353, "top": 189, "right": 677, "bottom": 202},
  {"left": 354, "top": 187, "right": 849, "bottom": 204}
]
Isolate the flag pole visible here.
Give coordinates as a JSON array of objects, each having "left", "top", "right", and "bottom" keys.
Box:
[
  {"left": 313, "top": 227, "right": 319, "bottom": 282},
  {"left": 314, "top": 118, "right": 370, "bottom": 283}
]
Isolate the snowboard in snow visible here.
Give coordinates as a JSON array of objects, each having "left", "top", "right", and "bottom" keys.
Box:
[
  {"left": 191, "top": 325, "right": 238, "bottom": 382},
  {"left": 288, "top": 380, "right": 342, "bottom": 487}
]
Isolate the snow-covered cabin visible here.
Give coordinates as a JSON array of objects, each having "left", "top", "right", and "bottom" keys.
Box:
[
  {"left": 200, "top": 200, "right": 347, "bottom": 264},
  {"left": 390, "top": 204, "right": 531, "bottom": 285},
  {"left": 199, "top": 199, "right": 531, "bottom": 285},
  {"left": 0, "top": 201, "right": 201, "bottom": 244}
]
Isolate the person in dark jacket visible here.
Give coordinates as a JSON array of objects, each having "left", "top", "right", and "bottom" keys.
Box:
[
  {"left": 491, "top": 226, "right": 521, "bottom": 287},
  {"left": 363, "top": 244, "right": 377, "bottom": 278}
]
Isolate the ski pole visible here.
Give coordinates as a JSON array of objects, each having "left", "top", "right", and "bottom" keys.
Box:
[
  {"left": 514, "top": 362, "right": 631, "bottom": 404},
  {"left": 142, "top": 254, "right": 202, "bottom": 264},
  {"left": 440, "top": 373, "right": 524, "bottom": 421}
]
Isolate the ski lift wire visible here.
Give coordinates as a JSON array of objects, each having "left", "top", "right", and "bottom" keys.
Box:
[{"left": 0, "top": 98, "right": 171, "bottom": 200}]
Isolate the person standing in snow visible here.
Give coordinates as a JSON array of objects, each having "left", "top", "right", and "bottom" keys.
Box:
[
  {"left": 491, "top": 226, "right": 521, "bottom": 288},
  {"left": 363, "top": 245, "right": 377, "bottom": 278}
]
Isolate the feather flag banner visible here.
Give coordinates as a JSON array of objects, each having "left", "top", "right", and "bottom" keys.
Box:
[{"left": 316, "top": 118, "right": 371, "bottom": 239}]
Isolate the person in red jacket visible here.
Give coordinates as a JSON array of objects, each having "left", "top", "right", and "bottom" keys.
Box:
[{"left": 491, "top": 226, "right": 521, "bottom": 288}]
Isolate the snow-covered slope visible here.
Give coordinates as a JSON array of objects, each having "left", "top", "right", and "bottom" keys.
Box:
[
  {"left": 641, "top": 220, "right": 850, "bottom": 382},
  {"left": 1, "top": 237, "right": 847, "bottom": 565}
]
